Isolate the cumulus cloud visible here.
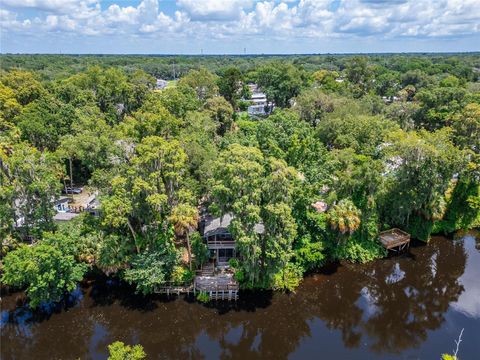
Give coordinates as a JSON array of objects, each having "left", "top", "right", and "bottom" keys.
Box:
[
  {"left": 177, "top": 0, "right": 251, "bottom": 21},
  {"left": 0, "top": 0, "right": 479, "bottom": 47}
]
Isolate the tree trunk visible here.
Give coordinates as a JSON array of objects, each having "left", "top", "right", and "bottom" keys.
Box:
[
  {"left": 126, "top": 218, "right": 139, "bottom": 253},
  {"left": 186, "top": 232, "right": 192, "bottom": 270},
  {"left": 69, "top": 157, "right": 73, "bottom": 192}
]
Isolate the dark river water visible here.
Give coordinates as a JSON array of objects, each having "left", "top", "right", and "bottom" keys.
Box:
[{"left": 2, "top": 232, "right": 480, "bottom": 359}]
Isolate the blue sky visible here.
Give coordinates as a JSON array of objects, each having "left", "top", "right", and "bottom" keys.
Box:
[{"left": 1, "top": 0, "right": 479, "bottom": 54}]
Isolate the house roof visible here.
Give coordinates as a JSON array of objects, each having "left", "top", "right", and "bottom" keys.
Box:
[
  {"left": 53, "top": 212, "right": 80, "bottom": 221},
  {"left": 203, "top": 213, "right": 264, "bottom": 237},
  {"left": 311, "top": 201, "right": 328, "bottom": 213}
]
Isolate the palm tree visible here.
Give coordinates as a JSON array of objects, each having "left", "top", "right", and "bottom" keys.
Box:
[
  {"left": 169, "top": 204, "right": 199, "bottom": 270},
  {"left": 328, "top": 199, "right": 361, "bottom": 239}
]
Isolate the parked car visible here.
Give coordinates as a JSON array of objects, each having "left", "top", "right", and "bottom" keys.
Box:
[{"left": 62, "top": 187, "right": 83, "bottom": 194}]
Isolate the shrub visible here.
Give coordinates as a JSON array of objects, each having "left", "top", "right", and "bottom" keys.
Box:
[
  {"left": 170, "top": 265, "right": 194, "bottom": 285},
  {"left": 107, "top": 341, "right": 146, "bottom": 360},
  {"left": 228, "top": 258, "right": 240, "bottom": 268},
  {"left": 196, "top": 291, "right": 210, "bottom": 303},
  {"left": 272, "top": 262, "right": 304, "bottom": 292}
]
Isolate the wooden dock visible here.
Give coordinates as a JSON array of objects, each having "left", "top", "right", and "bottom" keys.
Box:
[
  {"left": 154, "top": 273, "right": 239, "bottom": 301},
  {"left": 379, "top": 228, "right": 411, "bottom": 252},
  {"left": 194, "top": 274, "right": 239, "bottom": 301},
  {"left": 154, "top": 282, "right": 193, "bottom": 295}
]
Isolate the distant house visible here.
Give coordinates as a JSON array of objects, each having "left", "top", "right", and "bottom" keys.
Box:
[
  {"left": 246, "top": 85, "right": 274, "bottom": 116},
  {"left": 201, "top": 213, "right": 264, "bottom": 265},
  {"left": 86, "top": 194, "right": 101, "bottom": 217},
  {"left": 53, "top": 197, "right": 80, "bottom": 221},
  {"left": 53, "top": 212, "right": 80, "bottom": 221},
  {"left": 52, "top": 192, "right": 101, "bottom": 221},
  {"left": 55, "top": 197, "right": 71, "bottom": 213},
  {"left": 155, "top": 79, "right": 168, "bottom": 90},
  {"left": 246, "top": 82, "right": 258, "bottom": 93}
]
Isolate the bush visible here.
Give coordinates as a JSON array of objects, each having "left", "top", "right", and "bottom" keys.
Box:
[
  {"left": 228, "top": 258, "right": 240, "bottom": 268},
  {"left": 234, "top": 269, "right": 245, "bottom": 283},
  {"left": 191, "top": 231, "right": 210, "bottom": 267},
  {"left": 332, "top": 237, "right": 385, "bottom": 263},
  {"left": 272, "top": 262, "right": 304, "bottom": 292},
  {"left": 107, "top": 341, "right": 146, "bottom": 360},
  {"left": 1, "top": 243, "right": 87, "bottom": 308},
  {"left": 294, "top": 235, "right": 325, "bottom": 271},
  {"left": 196, "top": 291, "right": 210, "bottom": 303},
  {"left": 170, "top": 265, "right": 193, "bottom": 285}
]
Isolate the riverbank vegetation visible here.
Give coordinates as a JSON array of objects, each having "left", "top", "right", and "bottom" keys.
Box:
[{"left": 1, "top": 54, "right": 479, "bottom": 306}]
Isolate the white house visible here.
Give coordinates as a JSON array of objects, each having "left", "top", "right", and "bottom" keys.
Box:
[
  {"left": 246, "top": 85, "right": 274, "bottom": 116},
  {"left": 155, "top": 79, "right": 168, "bottom": 90}
]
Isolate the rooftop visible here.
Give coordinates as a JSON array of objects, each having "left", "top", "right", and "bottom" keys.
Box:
[
  {"left": 203, "top": 213, "right": 264, "bottom": 237},
  {"left": 53, "top": 212, "right": 80, "bottom": 221}
]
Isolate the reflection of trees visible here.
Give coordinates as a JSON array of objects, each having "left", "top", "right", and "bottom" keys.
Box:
[
  {"left": 1, "top": 237, "right": 468, "bottom": 359},
  {"left": 362, "top": 238, "right": 466, "bottom": 353},
  {"left": 303, "top": 266, "right": 365, "bottom": 348}
]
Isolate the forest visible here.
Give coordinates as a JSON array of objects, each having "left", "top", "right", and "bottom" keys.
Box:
[{"left": 1, "top": 53, "right": 479, "bottom": 307}]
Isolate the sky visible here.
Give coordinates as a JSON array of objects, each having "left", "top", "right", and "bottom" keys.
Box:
[{"left": 1, "top": 0, "right": 479, "bottom": 54}]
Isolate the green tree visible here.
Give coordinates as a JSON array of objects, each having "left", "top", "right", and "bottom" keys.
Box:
[
  {"left": 452, "top": 103, "right": 480, "bottom": 153},
  {"left": 256, "top": 62, "right": 305, "bottom": 108},
  {"left": 210, "top": 144, "right": 264, "bottom": 285},
  {"left": 382, "top": 129, "right": 465, "bottom": 240},
  {"left": 15, "top": 97, "right": 77, "bottom": 151},
  {"left": 178, "top": 68, "right": 218, "bottom": 101},
  {"left": 205, "top": 96, "right": 234, "bottom": 135},
  {"left": 123, "top": 245, "right": 177, "bottom": 295},
  {"left": 101, "top": 136, "right": 188, "bottom": 254},
  {"left": 0, "top": 82, "right": 21, "bottom": 121},
  {"left": 1, "top": 243, "right": 87, "bottom": 308},
  {"left": 0, "top": 70, "right": 44, "bottom": 105},
  {"left": 293, "top": 88, "right": 336, "bottom": 127},
  {"left": 107, "top": 341, "right": 146, "bottom": 360},
  {"left": 1, "top": 142, "right": 62, "bottom": 240},
  {"left": 327, "top": 199, "right": 362, "bottom": 238},
  {"left": 345, "top": 56, "right": 374, "bottom": 97},
  {"left": 210, "top": 144, "right": 300, "bottom": 288},
  {"left": 217, "top": 67, "right": 243, "bottom": 108},
  {"left": 169, "top": 204, "right": 199, "bottom": 269},
  {"left": 317, "top": 114, "right": 399, "bottom": 156}
]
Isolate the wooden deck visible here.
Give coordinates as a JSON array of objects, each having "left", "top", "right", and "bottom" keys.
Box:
[
  {"left": 379, "top": 228, "right": 411, "bottom": 252},
  {"left": 154, "top": 282, "right": 193, "bottom": 295},
  {"left": 153, "top": 273, "right": 240, "bottom": 301},
  {"left": 194, "top": 274, "right": 239, "bottom": 301}
]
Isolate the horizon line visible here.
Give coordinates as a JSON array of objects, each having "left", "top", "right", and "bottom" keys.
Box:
[{"left": 1, "top": 51, "right": 480, "bottom": 57}]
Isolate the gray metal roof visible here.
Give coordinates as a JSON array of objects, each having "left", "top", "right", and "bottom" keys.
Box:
[{"left": 203, "top": 213, "right": 264, "bottom": 237}]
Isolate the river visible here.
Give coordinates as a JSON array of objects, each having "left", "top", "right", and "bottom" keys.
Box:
[{"left": 1, "top": 232, "right": 479, "bottom": 359}]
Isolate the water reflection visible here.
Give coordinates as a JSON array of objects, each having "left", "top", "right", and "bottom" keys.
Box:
[
  {"left": 451, "top": 233, "right": 480, "bottom": 319},
  {"left": 1, "top": 235, "right": 478, "bottom": 360}
]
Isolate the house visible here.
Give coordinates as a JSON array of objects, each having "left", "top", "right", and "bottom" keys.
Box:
[
  {"left": 201, "top": 213, "right": 264, "bottom": 265},
  {"left": 86, "top": 194, "right": 101, "bottom": 217},
  {"left": 247, "top": 91, "right": 273, "bottom": 116},
  {"left": 53, "top": 197, "right": 80, "bottom": 221},
  {"left": 155, "top": 79, "right": 167, "bottom": 90},
  {"left": 54, "top": 197, "right": 71, "bottom": 213},
  {"left": 52, "top": 192, "right": 101, "bottom": 221}
]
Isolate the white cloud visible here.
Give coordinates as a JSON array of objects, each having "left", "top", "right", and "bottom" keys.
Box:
[
  {"left": 177, "top": 0, "right": 251, "bottom": 21},
  {"left": 0, "top": 0, "right": 479, "bottom": 49}
]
